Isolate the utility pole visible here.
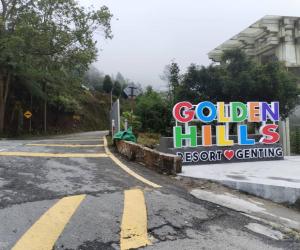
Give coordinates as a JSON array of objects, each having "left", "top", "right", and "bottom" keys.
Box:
[
  {"left": 129, "top": 85, "right": 136, "bottom": 126},
  {"left": 123, "top": 83, "right": 141, "bottom": 128},
  {"left": 29, "top": 93, "right": 32, "bottom": 133},
  {"left": 110, "top": 89, "right": 113, "bottom": 108}
]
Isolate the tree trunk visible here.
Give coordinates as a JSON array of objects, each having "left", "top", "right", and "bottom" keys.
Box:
[
  {"left": 43, "top": 82, "right": 47, "bottom": 133},
  {"left": 0, "top": 79, "right": 5, "bottom": 133},
  {"left": 0, "top": 73, "right": 10, "bottom": 134}
]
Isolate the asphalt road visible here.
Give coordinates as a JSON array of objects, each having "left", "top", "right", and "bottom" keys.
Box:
[{"left": 0, "top": 131, "right": 299, "bottom": 250}]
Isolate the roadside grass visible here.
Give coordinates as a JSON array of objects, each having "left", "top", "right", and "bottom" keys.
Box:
[
  {"left": 291, "top": 126, "right": 300, "bottom": 155},
  {"left": 137, "top": 132, "right": 160, "bottom": 149},
  {"left": 106, "top": 135, "right": 113, "bottom": 146},
  {"left": 108, "top": 132, "right": 160, "bottom": 149},
  {"left": 1, "top": 91, "right": 110, "bottom": 139}
]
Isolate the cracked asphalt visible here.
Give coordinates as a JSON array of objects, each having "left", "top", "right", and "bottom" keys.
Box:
[{"left": 0, "top": 131, "right": 299, "bottom": 250}]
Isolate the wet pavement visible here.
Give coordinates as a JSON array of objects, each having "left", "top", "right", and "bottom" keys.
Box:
[{"left": 0, "top": 131, "right": 299, "bottom": 250}]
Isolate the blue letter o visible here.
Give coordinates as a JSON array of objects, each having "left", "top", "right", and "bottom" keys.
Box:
[{"left": 196, "top": 101, "right": 217, "bottom": 123}]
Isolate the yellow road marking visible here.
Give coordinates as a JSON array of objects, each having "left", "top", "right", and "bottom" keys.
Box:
[
  {"left": 121, "top": 189, "right": 151, "bottom": 250},
  {"left": 103, "top": 137, "right": 161, "bottom": 188},
  {"left": 34, "top": 139, "right": 103, "bottom": 142},
  {"left": 26, "top": 143, "right": 104, "bottom": 148},
  {"left": 12, "top": 195, "right": 86, "bottom": 250},
  {"left": 0, "top": 152, "right": 108, "bottom": 158}
]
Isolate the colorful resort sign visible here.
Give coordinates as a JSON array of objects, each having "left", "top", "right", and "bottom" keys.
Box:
[{"left": 172, "top": 101, "right": 283, "bottom": 165}]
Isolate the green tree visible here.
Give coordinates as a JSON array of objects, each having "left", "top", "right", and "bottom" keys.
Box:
[
  {"left": 163, "top": 61, "right": 180, "bottom": 104},
  {"left": 177, "top": 49, "right": 299, "bottom": 119},
  {"left": 0, "top": 0, "right": 113, "bottom": 133},
  {"left": 113, "top": 81, "right": 122, "bottom": 97},
  {"left": 121, "top": 111, "right": 142, "bottom": 132},
  {"left": 221, "top": 50, "right": 299, "bottom": 118},
  {"left": 103, "top": 75, "right": 113, "bottom": 93},
  {"left": 136, "top": 86, "right": 170, "bottom": 133}
]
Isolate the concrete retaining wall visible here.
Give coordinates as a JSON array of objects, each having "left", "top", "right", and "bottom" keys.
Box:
[
  {"left": 115, "top": 140, "right": 182, "bottom": 175},
  {"left": 221, "top": 180, "right": 300, "bottom": 204}
]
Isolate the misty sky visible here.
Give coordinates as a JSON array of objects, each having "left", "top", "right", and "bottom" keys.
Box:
[{"left": 80, "top": 0, "right": 300, "bottom": 90}]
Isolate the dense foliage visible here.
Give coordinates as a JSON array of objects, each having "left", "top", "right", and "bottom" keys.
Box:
[
  {"left": 176, "top": 50, "right": 299, "bottom": 119},
  {"left": 133, "top": 50, "right": 299, "bottom": 136},
  {"left": 0, "top": 0, "right": 112, "bottom": 134},
  {"left": 135, "top": 86, "right": 170, "bottom": 134}
]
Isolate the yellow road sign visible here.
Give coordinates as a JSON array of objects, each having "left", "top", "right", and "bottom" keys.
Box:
[
  {"left": 73, "top": 115, "right": 81, "bottom": 121},
  {"left": 24, "top": 111, "right": 32, "bottom": 119}
]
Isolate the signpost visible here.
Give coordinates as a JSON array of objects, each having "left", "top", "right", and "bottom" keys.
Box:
[
  {"left": 171, "top": 101, "right": 284, "bottom": 165},
  {"left": 24, "top": 110, "right": 32, "bottom": 132},
  {"left": 123, "top": 83, "right": 142, "bottom": 100},
  {"left": 73, "top": 115, "right": 81, "bottom": 121},
  {"left": 123, "top": 83, "right": 141, "bottom": 127}
]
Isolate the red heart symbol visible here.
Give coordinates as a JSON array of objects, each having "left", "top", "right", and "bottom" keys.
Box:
[{"left": 224, "top": 150, "right": 234, "bottom": 160}]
